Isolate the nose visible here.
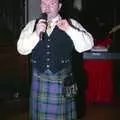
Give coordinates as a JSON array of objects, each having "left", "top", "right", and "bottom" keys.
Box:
[{"left": 44, "top": 6, "right": 50, "bottom": 13}]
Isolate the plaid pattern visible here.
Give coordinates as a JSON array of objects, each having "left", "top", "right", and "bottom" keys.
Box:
[{"left": 29, "top": 69, "right": 76, "bottom": 120}]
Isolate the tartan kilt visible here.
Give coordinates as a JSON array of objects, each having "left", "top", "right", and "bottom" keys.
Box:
[{"left": 29, "top": 69, "right": 77, "bottom": 120}]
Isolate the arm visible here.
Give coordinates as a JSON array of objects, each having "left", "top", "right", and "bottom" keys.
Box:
[
  {"left": 57, "top": 19, "right": 94, "bottom": 53},
  {"left": 17, "top": 20, "right": 39, "bottom": 55},
  {"left": 66, "top": 19, "right": 94, "bottom": 53}
]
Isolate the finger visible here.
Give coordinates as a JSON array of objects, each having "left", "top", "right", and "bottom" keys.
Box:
[
  {"left": 38, "top": 19, "right": 47, "bottom": 25},
  {"left": 40, "top": 21, "right": 47, "bottom": 24},
  {"left": 37, "top": 22, "right": 47, "bottom": 27},
  {"left": 57, "top": 21, "right": 65, "bottom": 27}
]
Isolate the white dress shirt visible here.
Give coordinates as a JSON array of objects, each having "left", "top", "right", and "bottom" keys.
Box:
[{"left": 17, "top": 15, "right": 94, "bottom": 55}]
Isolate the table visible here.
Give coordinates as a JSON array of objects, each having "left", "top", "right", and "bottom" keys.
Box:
[{"left": 83, "top": 52, "right": 115, "bottom": 104}]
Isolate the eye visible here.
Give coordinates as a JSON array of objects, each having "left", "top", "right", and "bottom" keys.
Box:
[
  {"left": 51, "top": 2, "right": 54, "bottom": 5},
  {"left": 51, "top": 2, "right": 57, "bottom": 6}
]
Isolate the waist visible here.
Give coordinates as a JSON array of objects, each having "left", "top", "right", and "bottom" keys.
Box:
[{"left": 33, "top": 67, "right": 72, "bottom": 82}]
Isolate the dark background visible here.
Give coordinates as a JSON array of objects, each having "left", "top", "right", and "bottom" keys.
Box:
[{"left": 0, "top": 0, "right": 120, "bottom": 102}]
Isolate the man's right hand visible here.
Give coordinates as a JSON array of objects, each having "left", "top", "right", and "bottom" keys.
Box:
[{"left": 36, "top": 19, "right": 47, "bottom": 36}]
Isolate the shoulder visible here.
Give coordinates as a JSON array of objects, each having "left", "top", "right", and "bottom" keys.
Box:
[
  {"left": 22, "top": 19, "right": 36, "bottom": 32},
  {"left": 69, "top": 18, "right": 85, "bottom": 30},
  {"left": 25, "top": 19, "right": 36, "bottom": 27}
]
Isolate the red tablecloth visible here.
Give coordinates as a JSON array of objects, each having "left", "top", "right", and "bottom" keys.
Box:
[{"left": 84, "top": 60, "right": 114, "bottom": 104}]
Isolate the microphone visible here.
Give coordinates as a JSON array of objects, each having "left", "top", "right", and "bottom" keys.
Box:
[{"left": 39, "top": 13, "right": 48, "bottom": 40}]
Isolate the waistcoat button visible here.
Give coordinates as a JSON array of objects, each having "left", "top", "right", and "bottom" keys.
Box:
[{"left": 46, "top": 65, "right": 50, "bottom": 68}]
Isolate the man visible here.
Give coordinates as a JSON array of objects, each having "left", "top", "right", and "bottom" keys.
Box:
[
  {"left": 17, "top": 0, "right": 94, "bottom": 119},
  {"left": 60, "top": 1, "right": 89, "bottom": 119}
]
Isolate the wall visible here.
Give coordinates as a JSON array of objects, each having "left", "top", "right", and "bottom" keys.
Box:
[{"left": 27, "top": 0, "right": 41, "bottom": 21}]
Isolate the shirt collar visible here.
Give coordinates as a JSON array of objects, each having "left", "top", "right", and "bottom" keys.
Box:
[{"left": 48, "top": 15, "right": 62, "bottom": 24}]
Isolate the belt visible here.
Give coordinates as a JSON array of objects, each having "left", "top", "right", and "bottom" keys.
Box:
[{"left": 33, "top": 67, "right": 72, "bottom": 82}]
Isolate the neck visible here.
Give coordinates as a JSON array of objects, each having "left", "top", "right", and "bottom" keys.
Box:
[
  {"left": 48, "top": 14, "right": 59, "bottom": 21},
  {"left": 48, "top": 15, "right": 61, "bottom": 22}
]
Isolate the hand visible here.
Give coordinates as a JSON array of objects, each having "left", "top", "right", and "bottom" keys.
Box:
[
  {"left": 57, "top": 19, "right": 70, "bottom": 32},
  {"left": 36, "top": 19, "right": 47, "bottom": 36}
]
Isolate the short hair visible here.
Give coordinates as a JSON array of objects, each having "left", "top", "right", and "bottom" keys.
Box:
[
  {"left": 59, "top": 0, "right": 62, "bottom": 3},
  {"left": 59, "top": 0, "right": 64, "bottom": 3}
]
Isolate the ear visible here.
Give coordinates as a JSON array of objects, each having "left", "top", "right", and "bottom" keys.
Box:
[{"left": 59, "top": 3, "right": 62, "bottom": 10}]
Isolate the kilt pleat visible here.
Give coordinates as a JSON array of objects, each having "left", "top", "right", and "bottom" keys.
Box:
[{"left": 29, "top": 69, "right": 76, "bottom": 120}]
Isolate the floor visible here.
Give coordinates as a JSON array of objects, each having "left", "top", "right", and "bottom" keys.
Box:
[
  {"left": 3, "top": 98, "right": 120, "bottom": 120},
  {"left": 82, "top": 104, "right": 120, "bottom": 120}
]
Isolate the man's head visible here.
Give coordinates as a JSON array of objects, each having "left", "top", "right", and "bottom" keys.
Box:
[{"left": 40, "top": 0, "right": 62, "bottom": 20}]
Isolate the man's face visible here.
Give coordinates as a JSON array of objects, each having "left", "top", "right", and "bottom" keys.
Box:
[{"left": 40, "top": 0, "right": 61, "bottom": 20}]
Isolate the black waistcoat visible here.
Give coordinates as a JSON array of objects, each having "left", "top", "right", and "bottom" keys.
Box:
[{"left": 31, "top": 26, "right": 74, "bottom": 73}]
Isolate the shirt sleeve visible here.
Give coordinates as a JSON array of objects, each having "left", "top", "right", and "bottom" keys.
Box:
[
  {"left": 65, "top": 19, "right": 94, "bottom": 53},
  {"left": 17, "top": 20, "right": 40, "bottom": 55}
]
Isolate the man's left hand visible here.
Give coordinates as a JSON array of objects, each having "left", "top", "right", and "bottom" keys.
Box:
[{"left": 57, "top": 19, "right": 70, "bottom": 32}]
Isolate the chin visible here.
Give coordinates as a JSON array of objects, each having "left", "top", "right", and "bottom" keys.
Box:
[{"left": 48, "top": 15, "right": 56, "bottom": 20}]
